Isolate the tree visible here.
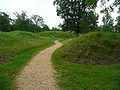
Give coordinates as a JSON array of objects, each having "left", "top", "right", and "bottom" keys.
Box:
[
  {"left": 31, "top": 15, "right": 45, "bottom": 32},
  {"left": 31, "top": 15, "right": 44, "bottom": 27},
  {"left": 53, "top": 0, "right": 98, "bottom": 35},
  {"left": 0, "top": 11, "right": 50, "bottom": 33},
  {"left": 13, "top": 11, "right": 28, "bottom": 30},
  {"left": 13, "top": 11, "right": 35, "bottom": 32},
  {"left": 99, "top": 0, "right": 120, "bottom": 32},
  {"left": 101, "top": 8, "right": 114, "bottom": 32},
  {"left": 51, "top": 27, "right": 60, "bottom": 31},
  {"left": 115, "top": 16, "right": 120, "bottom": 32},
  {"left": 42, "top": 24, "right": 50, "bottom": 31},
  {"left": 0, "top": 12, "right": 10, "bottom": 32},
  {"left": 31, "top": 15, "right": 44, "bottom": 32}
]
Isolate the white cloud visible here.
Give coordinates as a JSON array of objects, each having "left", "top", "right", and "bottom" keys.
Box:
[{"left": 0, "top": 0, "right": 63, "bottom": 28}]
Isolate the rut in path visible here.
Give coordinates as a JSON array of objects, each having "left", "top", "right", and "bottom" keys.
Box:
[{"left": 17, "top": 41, "right": 62, "bottom": 90}]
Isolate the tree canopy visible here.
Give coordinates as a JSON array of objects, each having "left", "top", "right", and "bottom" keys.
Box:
[
  {"left": 115, "top": 16, "right": 120, "bottom": 32},
  {"left": 54, "top": 0, "right": 98, "bottom": 34},
  {"left": 31, "top": 15, "right": 45, "bottom": 32},
  {"left": 0, "top": 11, "right": 50, "bottom": 32},
  {"left": 0, "top": 12, "right": 10, "bottom": 32},
  {"left": 54, "top": 0, "right": 120, "bottom": 34}
]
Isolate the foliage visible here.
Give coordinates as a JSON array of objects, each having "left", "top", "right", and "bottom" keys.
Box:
[
  {"left": 54, "top": 0, "right": 98, "bottom": 34},
  {"left": 51, "top": 27, "right": 61, "bottom": 31},
  {"left": 0, "top": 12, "right": 10, "bottom": 32},
  {"left": 100, "top": 0, "right": 120, "bottom": 32},
  {"left": 115, "top": 16, "right": 120, "bottom": 32},
  {"left": 31, "top": 15, "right": 45, "bottom": 32},
  {"left": 101, "top": 8, "right": 114, "bottom": 32},
  {"left": 0, "top": 11, "right": 50, "bottom": 32},
  {"left": 12, "top": 11, "right": 33, "bottom": 32},
  {"left": 31, "top": 15, "right": 45, "bottom": 27},
  {"left": 42, "top": 24, "right": 50, "bottom": 31}
]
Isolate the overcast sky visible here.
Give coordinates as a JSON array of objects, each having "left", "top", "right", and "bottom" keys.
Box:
[{"left": 0, "top": 0, "right": 119, "bottom": 28}]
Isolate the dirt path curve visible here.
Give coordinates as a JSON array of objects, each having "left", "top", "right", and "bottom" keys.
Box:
[{"left": 17, "top": 41, "right": 62, "bottom": 90}]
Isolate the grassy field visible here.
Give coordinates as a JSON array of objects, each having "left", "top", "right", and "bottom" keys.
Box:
[
  {"left": 52, "top": 32, "right": 120, "bottom": 90},
  {"left": 0, "top": 31, "right": 54, "bottom": 89}
]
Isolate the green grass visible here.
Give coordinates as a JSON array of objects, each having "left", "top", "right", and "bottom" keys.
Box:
[
  {"left": 0, "top": 31, "right": 53, "bottom": 62},
  {"left": 51, "top": 32, "right": 120, "bottom": 90},
  {"left": 37, "top": 31, "right": 75, "bottom": 41},
  {"left": 0, "top": 31, "right": 54, "bottom": 89}
]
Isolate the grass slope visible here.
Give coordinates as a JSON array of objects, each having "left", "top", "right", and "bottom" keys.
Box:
[
  {"left": 0, "top": 31, "right": 54, "bottom": 89},
  {"left": 52, "top": 32, "right": 120, "bottom": 90}
]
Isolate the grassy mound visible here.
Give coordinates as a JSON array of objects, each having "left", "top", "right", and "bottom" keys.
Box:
[
  {"left": 0, "top": 31, "right": 52, "bottom": 62},
  {"left": 51, "top": 32, "right": 120, "bottom": 89},
  {"left": 37, "top": 31, "right": 75, "bottom": 39},
  {"left": 60, "top": 32, "right": 120, "bottom": 65}
]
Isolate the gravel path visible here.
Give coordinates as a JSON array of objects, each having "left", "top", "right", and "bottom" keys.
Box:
[{"left": 17, "top": 41, "right": 62, "bottom": 90}]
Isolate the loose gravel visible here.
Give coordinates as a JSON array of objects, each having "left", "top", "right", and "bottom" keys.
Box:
[{"left": 17, "top": 41, "right": 62, "bottom": 90}]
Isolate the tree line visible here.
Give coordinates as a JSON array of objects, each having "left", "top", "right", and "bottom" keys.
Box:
[{"left": 0, "top": 11, "right": 60, "bottom": 32}]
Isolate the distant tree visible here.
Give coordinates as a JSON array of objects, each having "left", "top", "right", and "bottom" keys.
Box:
[
  {"left": 51, "top": 27, "right": 60, "bottom": 31},
  {"left": 114, "top": 0, "right": 120, "bottom": 32},
  {"left": 42, "top": 24, "right": 50, "bottom": 31},
  {"left": 31, "top": 15, "right": 44, "bottom": 27},
  {"left": 31, "top": 15, "right": 45, "bottom": 32},
  {"left": 13, "top": 11, "right": 36, "bottom": 32},
  {"left": 0, "top": 12, "right": 10, "bottom": 32},
  {"left": 101, "top": 8, "right": 114, "bottom": 32},
  {"left": 115, "top": 16, "right": 120, "bottom": 32},
  {"left": 13, "top": 11, "right": 29, "bottom": 30},
  {"left": 53, "top": 0, "right": 98, "bottom": 35},
  {"left": 99, "top": 0, "right": 120, "bottom": 32},
  {"left": 0, "top": 11, "right": 50, "bottom": 33}
]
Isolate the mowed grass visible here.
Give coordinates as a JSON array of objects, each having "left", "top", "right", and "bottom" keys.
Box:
[
  {"left": 52, "top": 32, "right": 120, "bottom": 90},
  {"left": 0, "top": 31, "right": 54, "bottom": 89}
]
